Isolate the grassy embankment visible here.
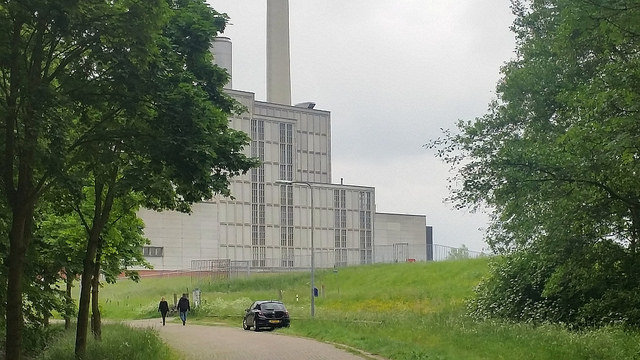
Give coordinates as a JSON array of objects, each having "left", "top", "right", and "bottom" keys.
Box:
[
  {"left": 99, "top": 258, "right": 640, "bottom": 359},
  {"left": 44, "top": 258, "right": 640, "bottom": 359}
]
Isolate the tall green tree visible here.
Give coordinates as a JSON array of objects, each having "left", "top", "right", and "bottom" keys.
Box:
[
  {"left": 61, "top": 188, "right": 150, "bottom": 343},
  {"left": 36, "top": 201, "right": 87, "bottom": 330},
  {"left": 89, "top": 197, "right": 149, "bottom": 340},
  {"left": 0, "top": 1, "right": 257, "bottom": 358},
  {"left": 0, "top": 1, "right": 166, "bottom": 358},
  {"left": 430, "top": 0, "right": 640, "bottom": 327},
  {"left": 67, "top": 1, "right": 258, "bottom": 356}
]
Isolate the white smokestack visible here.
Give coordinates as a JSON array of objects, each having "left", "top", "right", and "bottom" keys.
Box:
[
  {"left": 211, "top": 36, "right": 233, "bottom": 89},
  {"left": 266, "top": 0, "right": 292, "bottom": 105}
]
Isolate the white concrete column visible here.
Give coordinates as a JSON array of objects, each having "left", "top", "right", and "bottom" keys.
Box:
[
  {"left": 267, "top": 0, "right": 292, "bottom": 105},
  {"left": 211, "top": 37, "right": 232, "bottom": 89}
]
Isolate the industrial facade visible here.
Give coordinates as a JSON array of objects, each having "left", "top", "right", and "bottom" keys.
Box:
[
  {"left": 138, "top": 0, "right": 429, "bottom": 271},
  {"left": 139, "top": 89, "right": 384, "bottom": 270}
]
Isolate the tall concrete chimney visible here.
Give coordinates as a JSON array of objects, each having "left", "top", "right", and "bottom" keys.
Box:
[
  {"left": 211, "top": 36, "right": 232, "bottom": 89},
  {"left": 266, "top": 0, "right": 292, "bottom": 105}
]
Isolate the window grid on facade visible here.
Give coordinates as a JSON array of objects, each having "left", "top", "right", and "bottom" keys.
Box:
[
  {"left": 279, "top": 122, "right": 295, "bottom": 267},
  {"left": 252, "top": 183, "right": 258, "bottom": 203},
  {"left": 279, "top": 123, "right": 294, "bottom": 182},
  {"left": 252, "top": 204, "right": 258, "bottom": 224},
  {"left": 359, "top": 191, "right": 373, "bottom": 264},
  {"left": 335, "top": 249, "right": 347, "bottom": 267},
  {"left": 360, "top": 191, "right": 371, "bottom": 211},
  {"left": 251, "top": 119, "right": 266, "bottom": 268},
  {"left": 334, "top": 190, "right": 347, "bottom": 267}
]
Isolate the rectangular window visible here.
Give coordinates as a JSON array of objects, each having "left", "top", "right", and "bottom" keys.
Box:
[
  {"left": 251, "top": 141, "right": 257, "bottom": 157},
  {"left": 258, "top": 120, "right": 264, "bottom": 140},
  {"left": 287, "top": 165, "right": 293, "bottom": 181},
  {"left": 259, "top": 225, "right": 265, "bottom": 245},
  {"left": 259, "top": 204, "right": 265, "bottom": 224},
  {"left": 280, "top": 206, "right": 287, "bottom": 226},
  {"left": 258, "top": 167, "right": 264, "bottom": 183},
  {"left": 252, "top": 183, "right": 258, "bottom": 203},
  {"left": 143, "top": 246, "right": 163, "bottom": 257},
  {"left": 252, "top": 204, "right": 258, "bottom": 223},
  {"left": 252, "top": 225, "right": 258, "bottom": 245},
  {"left": 287, "top": 186, "right": 293, "bottom": 205},
  {"left": 359, "top": 191, "right": 371, "bottom": 210},
  {"left": 288, "top": 228, "right": 294, "bottom": 247},
  {"left": 259, "top": 184, "right": 265, "bottom": 203},
  {"left": 251, "top": 119, "right": 257, "bottom": 139},
  {"left": 280, "top": 186, "right": 287, "bottom": 204},
  {"left": 287, "top": 124, "right": 293, "bottom": 143},
  {"left": 281, "top": 249, "right": 288, "bottom": 267},
  {"left": 287, "top": 144, "right": 293, "bottom": 164}
]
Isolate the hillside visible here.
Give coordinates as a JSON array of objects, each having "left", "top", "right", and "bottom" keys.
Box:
[{"left": 100, "top": 258, "right": 640, "bottom": 360}]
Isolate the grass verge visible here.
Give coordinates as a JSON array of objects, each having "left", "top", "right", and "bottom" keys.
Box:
[
  {"left": 36, "top": 323, "right": 179, "bottom": 360},
  {"left": 96, "top": 258, "right": 640, "bottom": 359}
]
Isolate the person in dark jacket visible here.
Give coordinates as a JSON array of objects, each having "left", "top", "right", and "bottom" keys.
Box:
[
  {"left": 177, "top": 293, "right": 190, "bottom": 326},
  {"left": 158, "top": 297, "right": 170, "bottom": 326}
]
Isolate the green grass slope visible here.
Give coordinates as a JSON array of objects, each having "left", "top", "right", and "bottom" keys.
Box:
[
  {"left": 37, "top": 324, "right": 179, "bottom": 360},
  {"left": 99, "top": 258, "right": 640, "bottom": 360}
]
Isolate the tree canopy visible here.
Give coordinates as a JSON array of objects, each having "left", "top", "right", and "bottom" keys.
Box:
[
  {"left": 430, "top": 0, "right": 640, "bottom": 328},
  {"left": 0, "top": 0, "right": 258, "bottom": 358}
]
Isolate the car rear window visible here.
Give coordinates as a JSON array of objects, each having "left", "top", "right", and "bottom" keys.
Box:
[{"left": 263, "top": 303, "right": 285, "bottom": 311}]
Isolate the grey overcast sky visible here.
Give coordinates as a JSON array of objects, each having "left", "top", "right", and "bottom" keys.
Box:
[{"left": 208, "top": 0, "right": 517, "bottom": 252}]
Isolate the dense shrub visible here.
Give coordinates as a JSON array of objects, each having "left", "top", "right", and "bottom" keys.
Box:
[{"left": 469, "top": 240, "right": 640, "bottom": 329}]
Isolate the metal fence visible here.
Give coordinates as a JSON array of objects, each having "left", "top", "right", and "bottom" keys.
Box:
[
  {"left": 430, "top": 244, "right": 487, "bottom": 261},
  {"left": 185, "top": 244, "right": 489, "bottom": 278}
]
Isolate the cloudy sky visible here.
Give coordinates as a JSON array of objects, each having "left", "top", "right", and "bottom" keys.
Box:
[{"left": 208, "top": 0, "right": 517, "bottom": 252}]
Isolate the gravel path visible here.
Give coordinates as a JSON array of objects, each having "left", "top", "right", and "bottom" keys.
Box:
[{"left": 129, "top": 318, "right": 386, "bottom": 360}]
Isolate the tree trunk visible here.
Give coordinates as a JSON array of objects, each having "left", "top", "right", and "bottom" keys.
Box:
[
  {"left": 65, "top": 272, "right": 73, "bottom": 330},
  {"left": 5, "top": 204, "right": 34, "bottom": 360},
  {"left": 91, "top": 237, "right": 103, "bottom": 340},
  {"left": 75, "top": 231, "right": 100, "bottom": 359},
  {"left": 6, "top": 225, "right": 27, "bottom": 360},
  {"left": 75, "top": 178, "right": 116, "bottom": 359}
]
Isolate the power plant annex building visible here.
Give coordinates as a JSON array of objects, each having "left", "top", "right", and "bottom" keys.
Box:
[{"left": 138, "top": 0, "right": 431, "bottom": 271}]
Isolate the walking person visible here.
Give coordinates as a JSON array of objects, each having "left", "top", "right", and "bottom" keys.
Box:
[
  {"left": 177, "top": 293, "right": 190, "bottom": 326},
  {"left": 158, "top": 297, "right": 170, "bottom": 326}
]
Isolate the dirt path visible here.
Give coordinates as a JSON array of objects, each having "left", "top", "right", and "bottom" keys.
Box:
[{"left": 129, "top": 318, "right": 386, "bottom": 360}]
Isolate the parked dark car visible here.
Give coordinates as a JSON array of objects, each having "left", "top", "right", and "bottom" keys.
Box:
[{"left": 242, "top": 300, "right": 290, "bottom": 331}]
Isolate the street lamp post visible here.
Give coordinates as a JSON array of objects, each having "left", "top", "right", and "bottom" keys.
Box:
[{"left": 276, "top": 180, "right": 315, "bottom": 317}]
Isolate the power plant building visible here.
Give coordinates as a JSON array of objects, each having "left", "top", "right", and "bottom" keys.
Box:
[{"left": 138, "top": 1, "right": 429, "bottom": 271}]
